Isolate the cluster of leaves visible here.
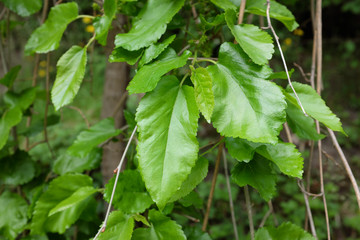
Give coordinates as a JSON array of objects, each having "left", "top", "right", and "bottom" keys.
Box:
[{"left": 0, "top": 0, "right": 347, "bottom": 239}]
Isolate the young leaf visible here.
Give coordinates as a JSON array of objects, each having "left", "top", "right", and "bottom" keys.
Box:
[
  {"left": 49, "top": 186, "right": 99, "bottom": 216},
  {"left": 255, "top": 222, "right": 315, "bottom": 240},
  {"left": 127, "top": 49, "right": 191, "bottom": 94},
  {"left": 109, "top": 47, "right": 143, "bottom": 65},
  {"left": 210, "top": 0, "right": 237, "bottom": 10},
  {"left": 285, "top": 82, "right": 345, "bottom": 134},
  {"left": 97, "top": 211, "right": 135, "bottom": 240},
  {"left": 94, "top": 0, "right": 117, "bottom": 46},
  {"left": 132, "top": 210, "right": 186, "bottom": 240},
  {"left": 1, "top": 0, "right": 42, "bottom": 17},
  {"left": 286, "top": 99, "right": 325, "bottom": 140},
  {"left": 51, "top": 46, "right": 87, "bottom": 111},
  {"left": 246, "top": 0, "right": 299, "bottom": 31},
  {"left": 0, "top": 65, "right": 21, "bottom": 88},
  {"left": 53, "top": 148, "right": 102, "bottom": 175},
  {"left": 231, "top": 155, "right": 277, "bottom": 201},
  {"left": 190, "top": 66, "right": 214, "bottom": 122},
  {"left": 138, "top": 35, "right": 176, "bottom": 67},
  {"left": 225, "top": 137, "right": 258, "bottom": 162},
  {"left": 169, "top": 157, "right": 208, "bottom": 203},
  {"left": 0, "top": 107, "right": 22, "bottom": 150},
  {"left": 0, "top": 191, "right": 28, "bottom": 239},
  {"left": 67, "top": 118, "right": 121, "bottom": 158},
  {"left": 115, "top": 0, "right": 185, "bottom": 51},
  {"left": 104, "top": 170, "right": 153, "bottom": 214},
  {"left": 136, "top": 76, "right": 199, "bottom": 209},
  {"left": 30, "top": 174, "right": 94, "bottom": 234},
  {"left": 207, "top": 42, "right": 286, "bottom": 144},
  {"left": 225, "top": 10, "right": 274, "bottom": 65},
  {"left": 0, "top": 151, "right": 35, "bottom": 185},
  {"left": 25, "top": 2, "right": 78, "bottom": 54}
]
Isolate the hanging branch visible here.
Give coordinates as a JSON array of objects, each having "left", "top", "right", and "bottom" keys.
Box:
[
  {"left": 222, "top": 149, "right": 239, "bottom": 240},
  {"left": 298, "top": 179, "right": 318, "bottom": 238},
  {"left": 65, "top": 106, "right": 90, "bottom": 128},
  {"left": 264, "top": 0, "right": 307, "bottom": 116},
  {"left": 44, "top": 53, "right": 55, "bottom": 159},
  {"left": 244, "top": 186, "right": 254, "bottom": 239},
  {"left": 93, "top": 126, "right": 138, "bottom": 240}
]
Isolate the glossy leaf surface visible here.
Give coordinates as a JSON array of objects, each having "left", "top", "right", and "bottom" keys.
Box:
[
  {"left": 190, "top": 66, "right": 214, "bottom": 122},
  {"left": 139, "top": 35, "right": 176, "bottom": 67},
  {"left": 67, "top": 118, "right": 121, "bottom": 158},
  {"left": 97, "top": 211, "right": 134, "bottom": 240},
  {"left": 109, "top": 47, "right": 143, "bottom": 65},
  {"left": 127, "top": 49, "right": 191, "bottom": 94},
  {"left": 51, "top": 46, "right": 87, "bottom": 110},
  {"left": 1, "top": 0, "right": 42, "bottom": 17},
  {"left": 225, "top": 137, "right": 257, "bottom": 162},
  {"left": 226, "top": 10, "right": 274, "bottom": 65},
  {"left": 246, "top": 0, "right": 299, "bottom": 31},
  {"left": 208, "top": 42, "right": 286, "bottom": 144},
  {"left": 210, "top": 0, "right": 237, "bottom": 10},
  {"left": 25, "top": 3, "right": 78, "bottom": 54},
  {"left": 232, "top": 155, "right": 277, "bottom": 201},
  {"left": 115, "top": 0, "right": 185, "bottom": 50},
  {"left": 94, "top": 0, "right": 117, "bottom": 45},
  {"left": 132, "top": 210, "right": 186, "bottom": 240},
  {"left": 136, "top": 76, "right": 199, "bottom": 209},
  {"left": 104, "top": 170, "right": 153, "bottom": 214}
]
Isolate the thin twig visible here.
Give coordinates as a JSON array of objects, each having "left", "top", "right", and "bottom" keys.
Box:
[
  {"left": 111, "top": 92, "right": 128, "bottom": 119},
  {"left": 238, "top": 0, "right": 247, "bottom": 25},
  {"left": 268, "top": 201, "right": 278, "bottom": 226},
  {"left": 93, "top": 126, "right": 138, "bottom": 240},
  {"left": 44, "top": 53, "right": 55, "bottom": 159},
  {"left": 328, "top": 129, "right": 360, "bottom": 210},
  {"left": 202, "top": 138, "right": 224, "bottom": 231},
  {"left": 188, "top": 57, "right": 218, "bottom": 61},
  {"left": 294, "top": 63, "right": 310, "bottom": 82},
  {"left": 244, "top": 186, "right": 254, "bottom": 240},
  {"left": 284, "top": 122, "right": 293, "bottom": 143},
  {"left": 265, "top": 0, "right": 307, "bottom": 116},
  {"left": 259, "top": 201, "right": 273, "bottom": 228},
  {"left": 222, "top": 149, "right": 239, "bottom": 240},
  {"left": 297, "top": 179, "right": 323, "bottom": 198},
  {"left": 298, "top": 179, "right": 318, "bottom": 238},
  {"left": 0, "top": 34, "right": 8, "bottom": 73},
  {"left": 66, "top": 106, "right": 90, "bottom": 128},
  {"left": 305, "top": 140, "right": 315, "bottom": 230},
  {"left": 27, "top": 140, "right": 46, "bottom": 151}
]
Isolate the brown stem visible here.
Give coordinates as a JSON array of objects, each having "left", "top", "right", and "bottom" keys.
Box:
[
  {"left": 244, "top": 185, "right": 254, "bottom": 239},
  {"left": 202, "top": 137, "right": 224, "bottom": 231},
  {"left": 44, "top": 53, "right": 55, "bottom": 159},
  {"left": 298, "top": 179, "right": 318, "bottom": 238},
  {"left": 238, "top": 0, "right": 247, "bottom": 25},
  {"left": 66, "top": 106, "right": 90, "bottom": 128}
]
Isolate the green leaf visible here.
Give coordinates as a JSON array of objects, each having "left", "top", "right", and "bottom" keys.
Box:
[
  {"left": 225, "top": 138, "right": 303, "bottom": 178},
  {"left": 67, "top": 118, "right": 121, "bottom": 158},
  {"left": 169, "top": 157, "right": 208, "bottom": 203},
  {"left": 210, "top": 0, "right": 237, "bottom": 10},
  {"left": 49, "top": 186, "right": 98, "bottom": 216},
  {"left": 0, "top": 191, "right": 28, "bottom": 239},
  {"left": 0, "top": 65, "right": 21, "bottom": 88},
  {"left": 268, "top": 68, "right": 294, "bottom": 80},
  {"left": 285, "top": 82, "right": 345, "bottom": 134},
  {"left": 199, "top": 14, "right": 225, "bottom": 30},
  {"left": 97, "top": 211, "right": 134, "bottom": 240},
  {"left": 0, "top": 107, "right": 22, "bottom": 150},
  {"left": 18, "top": 115, "right": 60, "bottom": 137},
  {"left": 286, "top": 99, "right": 325, "bottom": 140},
  {"left": 127, "top": 49, "right": 191, "bottom": 94},
  {"left": 207, "top": 42, "right": 286, "bottom": 144},
  {"left": 25, "top": 3, "right": 78, "bottom": 54},
  {"left": 190, "top": 66, "right": 214, "bottom": 122},
  {"left": 109, "top": 47, "right": 143, "bottom": 65},
  {"left": 104, "top": 170, "right": 153, "bottom": 214},
  {"left": 225, "top": 10, "right": 274, "bottom": 65},
  {"left": 4, "top": 87, "right": 37, "bottom": 111},
  {"left": 1, "top": 0, "right": 42, "bottom": 17},
  {"left": 255, "top": 222, "right": 315, "bottom": 240},
  {"left": 94, "top": 0, "right": 117, "bottom": 45},
  {"left": 30, "top": 174, "right": 93, "bottom": 234},
  {"left": 139, "top": 35, "right": 176, "bottom": 67},
  {"left": 51, "top": 45, "right": 87, "bottom": 111},
  {"left": 0, "top": 151, "right": 35, "bottom": 185},
  {"left": 132, "top": 210, "right": 186, "bottom": 240},
  {"left": 246, "top": 0, "right": 299, "bottom": 31},
  {"left": 232, "top": 155, "right": 276, "bottom": 201},
  {"left": 115, "top": 0, "right": 184, "bottom": 51},
  {"left": 53, "top": 148, "right": 102, "bottom": 175},
  {"left": 225, "top": 137, "right": 257, "bottom": 162},
  {"left": 136, "top": 76, "right": 199, "bottom": 209}
]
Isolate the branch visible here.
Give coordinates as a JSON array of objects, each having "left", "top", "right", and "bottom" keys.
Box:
[
  {"left": 65, "top": 106, "right": 90, "bottom": 128},
  {"left": 265, "top": 0, "right": 307, "bottom": 116},
  {"left": 298, "top": 179, "right": 318, "bottom": 238},
  {"left": 93, "top": 126, "right": 138, "bottom": 240},
  {"left": 44, "top": 53, "right": 55, "bottom": 159},
  {"left": 244, "top": 185, "right": 254, "bottom": 240}
]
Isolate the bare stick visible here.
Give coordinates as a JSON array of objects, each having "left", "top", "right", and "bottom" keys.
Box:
[
  {"left": 66, "top": 106, "right": 90, "bottom": 128},
  {"left": 259, "top": 203, "right": 271, "bottom": 228},
  {"left": 202, "top": 138, "right": 224, "bottom": 231},
  {"left": 294, "top": 63, "right": 310, "bottom": 82},
  {"left": 284, "top": 122, "right": 293, "bottom": 143},
  {"left": 298, "top": 179, "right": 318, "bottom": 238},
  {"left": 44, "top": 53, "right": 55, "bottom": 159},
  {"left": 244, "top": 186, "right": 254, "bottom": 239},
  {"left": 238, "top": 0, "right": 247, "bottom": 25},
  {"left": 328, "top": 129, "right": 360, "bottom": 209},
  {"left": 222, "top": 149, "right": 239, "bottom": 240},
  {"left": 111, "top": 92, "right": 128, "bottom": 118},
  {"left": 265, "top": 0, "right": 307, "bottom": 116},
  {"left": 93, "top": 126, "right": 138, "bottom": 240}
]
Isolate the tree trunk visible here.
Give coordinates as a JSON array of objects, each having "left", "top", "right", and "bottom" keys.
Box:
[{"left": 101, "top": 17, "right": 129, "bottom": 183}]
